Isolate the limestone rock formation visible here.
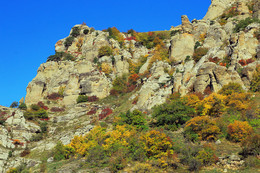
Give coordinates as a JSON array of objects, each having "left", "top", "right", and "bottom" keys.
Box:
[{"left": 1, "top": 0, "right": 260, "bottom": 172}]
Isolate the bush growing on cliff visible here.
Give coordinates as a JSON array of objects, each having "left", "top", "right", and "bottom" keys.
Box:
[
  {"left": 18, "top": 103, "right": 27, "bottom": 110},
  {"left": 218, "top": 83, "right": 244, "bottom": 95},
  {"left": 98, "top": 46, "right": 113, "bottom": 58},
  {"left": 234, "top": 17, "right": 260, "bottom": 33},
  {"left": 10, "top": 101, "right": 18, "bottom": 108},
  {"left": 250, "top": 65, "right": 260, "bottom": 92},
  {"left": 70, "top": 27, "right": 80, "bottom": 37},
  {"left": 47, "top": 52, "right": 75, "bottom": 62},
  {"left": 193, "top": 47, "right": 208, "bottom": 62},
  {"left": 64, "top": 36, "right": 74, "bottom": 48},
  {"left": 77, "top": 95, "right": 88, "bottom": 103}
]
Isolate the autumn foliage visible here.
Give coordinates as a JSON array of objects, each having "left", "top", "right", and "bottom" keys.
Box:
[
  {"left": 184, "top": 116, "right": 221, "bottom": 141},
  {"left": 227, "top": 120, "right": 253, "bottom": 142}
]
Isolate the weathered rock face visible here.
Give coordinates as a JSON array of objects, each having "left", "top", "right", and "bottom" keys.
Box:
[
  {"left": 170, "top": 33, "right": 195, "bottom": 62},
  {"left": 181, "top": 15, "right": 193, "bottom": 33},
  {"left": 0, "top": 107, "right": 41, "bottom": 173},
  {"left": 253, "top": 0, "right": 260, "bottom": 19},
  {"left": 203, "top": 0, "right": 236, "bottom": 20},
  {"left": 25, "top": 60, "right": 111, "bottom": 106}
]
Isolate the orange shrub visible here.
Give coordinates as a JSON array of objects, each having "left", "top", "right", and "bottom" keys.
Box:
[{"left": 227, "top": 121, "right": 253, "bottom": 142}]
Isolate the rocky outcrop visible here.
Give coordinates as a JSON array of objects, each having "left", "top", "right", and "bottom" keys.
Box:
[
  {"left": 181, "top": 15, "right": 193, "bottom": 33},
  {"left": 0, "top": 107, "right": 41, "bottom": 173},
  {"left": 170, "top": 33, "right": 195, "bottom": 62},
  {"left": 25, "top": 60, "right": 111, "bottom": 106},
  {"left": 203, "top": 0, "right": 236, "bottom": 20}
]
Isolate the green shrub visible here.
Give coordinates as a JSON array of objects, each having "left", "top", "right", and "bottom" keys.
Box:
[
  {"left": 234, "top": 18, "right": 260, "bottom": 33},
  {"left": 76, "top": 95, "right": 88, "bottom": 103},
  {"left": 93, "top": 57, "right": 98, "bottom": 64},
  {"left": 185, "top": 56, "right": 191, "bottom": 62},
  {"left": 53, "top": 142, "right": 67, "bottom": 161},
  {"left": 63, "top": 53, "right": 75, "bottom": 61},
  {"left": 193, "top": 47, "right": 208, "bottom": 62},
  {"left": 194, "top": 41, "right": 201, "bottom": 50},
  {"left": 110, "top": 74, "right": 128, "bottom": 95},
  {"left": 40, "top": 121, "right": 48, "bottom": 133},
  {"left": 98, "top": 46, "right": 113, "bottom": 57},
  {"left": 188, "top": 158, "right": 202, "bottom": 172},
  {"left": 240, "top": 134, "right": 260, "bottom": 157},
  {"left": 24, "top": 111, "right": 34, "bottom": 120},
  {"left": 18, "top": 103, "right": 27, "bottom": 110},
  {"left": 47, "top": 52, "right": 75, "bottom": 62},
  {"left": 196, "top": 144, "right": 217, "bottom": 165},
  {"left": 118, "top": 110, "right": 148, "bottom": 130},
  {"left": 85, "top": 145, "right": 109, "bottom": 168},
  {"left": 70, "top": 27, "right": 80, "bottom": 37},
  {"left": 36, "top": 109, "right": 48, "bottom": 119},
  {"left": 64, "top": 36, "right": 74, "bottom": 48},
  {"left": 30, "top": 133, "right": 43, "bottom": 142},
  {"left": 152, "top": 98, "right": 195, "bottom": 130},
  {"left": 31, "top": 104, "right": 40, "bottom": 111},
  {"left": 244, "top": 156, "right": 260, "bottom": 168},
  {"left": 218, "top": 83, "right": 244, "bottom": 96}
]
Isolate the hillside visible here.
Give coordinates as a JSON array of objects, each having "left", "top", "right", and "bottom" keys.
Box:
[{"left": 0, "top": 0, "right": 260, "bottom": 172}]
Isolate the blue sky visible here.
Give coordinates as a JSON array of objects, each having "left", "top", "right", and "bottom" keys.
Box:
[{"left": 0, "top": 0, "right": 211, "bottom": 107}]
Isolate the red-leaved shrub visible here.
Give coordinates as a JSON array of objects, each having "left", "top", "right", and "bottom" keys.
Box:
[
  {"left": 87, "top": 107, "right": 97, "bottom": 115},
  {"left": 20, "top": 149, "right": 30, "bottom": 157},
  {"left": 99, "top": 108, "right": 113, "bottom": 120},
  {"left": 246, "top": 58, "right": 255, "bottom": 64},
  {"left": 239, "top": 59, "right": 247, "bottom": 66},
  {"left": 88, "top": 96, "right": 99, "bottom": 102},
  {"left": 37, "top": 101, "right": 49, "bottom": 110},
  {"left": 47, "top": 93, "right": 62, "bottom": 100},
  {"left": 50, "top": 107, "right": 65, "bottom": 112},
  {"left": 209, "top": 57, "right": 220, "bottom": 64}
]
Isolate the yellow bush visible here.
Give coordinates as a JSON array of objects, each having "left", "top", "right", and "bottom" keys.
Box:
[
  {"left": 184, "top": 116, "right": 221, "bottom": 141},
  {"left": 67, "top": 126, "right": 106, "bottom": 156},
  {"left": 140, "top": 130, "right": 174, "bottom": 159},
  {"left": 202, "top": 93, "right": 226, "bottom": 117},
  {"left": 103, "top": 125, "right": 136, "bottom": 151},
  {"left": 101, "top": 62, "right": 112, "bottom": 75},
  {"left": 225, "top": 93, "right": 251, "bottom": 111}
]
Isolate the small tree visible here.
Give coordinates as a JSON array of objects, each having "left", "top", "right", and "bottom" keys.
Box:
[{"left": 10, "top": 101, "right": 18, "bottom": 108}]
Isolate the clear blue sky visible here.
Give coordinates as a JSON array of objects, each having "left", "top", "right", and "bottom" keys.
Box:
[{"left": 0, "top": 0, "right": 211, "bottom": 107}]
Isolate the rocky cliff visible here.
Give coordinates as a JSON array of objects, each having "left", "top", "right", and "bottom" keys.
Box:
[
  {"left": 25, "top": 0, "right": 259, "bottom": 111},
  {"left": 1, "top": 0, "right": 260, "bottom": 172}
]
